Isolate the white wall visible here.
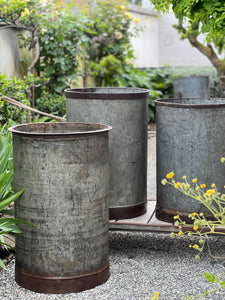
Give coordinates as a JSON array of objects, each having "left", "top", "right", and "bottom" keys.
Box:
[
  {"left": 129, "top": 4, "right": 212, "bottom": 68},
  {"left": 158, "top": 13, "right": 211, "bottom": 67},
  {"left": 129, "top": 4, "right": 159, "bottom": 68}
]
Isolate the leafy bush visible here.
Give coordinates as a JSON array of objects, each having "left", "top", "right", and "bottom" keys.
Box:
[
  {"left": 35, "top": 92, "right": 66, "bottom": 117},
  {"left": 0, "top": 75, "right": 32, "bottom": 126},
  {"left": 119, "top": 67, "right": 174, "bottom": 121}
]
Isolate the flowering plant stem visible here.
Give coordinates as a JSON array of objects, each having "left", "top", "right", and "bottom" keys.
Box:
[{"left": 162, "top": 170, "right": 225, "bottom": 299}]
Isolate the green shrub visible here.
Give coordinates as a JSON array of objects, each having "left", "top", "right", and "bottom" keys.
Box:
[
  {"left": 0, "top": 75, "right": 32, "bottom": 126},
  {"left": 35, "top": 92, "right": 66, "bottom": 117},
  {"left": 119, "top": 67, "right": 174, "bottom": 121}
]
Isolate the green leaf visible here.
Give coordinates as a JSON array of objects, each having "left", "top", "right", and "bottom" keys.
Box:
[
  {"left": 0, "top": 217, "right": 36, "bottom": 228},
  {"left": 0, "top": 259, "right": 6, "bottom": 270},
  {"left": 0, "top": 189, "right": 24, "bottom": 212},
  {"left": 203, "top": 271, "right": 216, "bottom": 283}
]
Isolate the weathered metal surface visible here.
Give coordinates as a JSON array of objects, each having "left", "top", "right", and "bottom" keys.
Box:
[
  {"left": 173, "top": 76, "right": 209, "bottom": 98},
  {"left": 9, "top": 122, "right": 111, "bottom": 294},
  {"left": 65, "top": 87, "right": 149, "bottom": 220},
  {"left": 156, "top": 98, "right": 225, "bottom": 223}
]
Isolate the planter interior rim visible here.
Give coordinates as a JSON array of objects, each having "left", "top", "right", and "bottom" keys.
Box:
[
  {"left": 8, "top": 122, "right": 112, "bottom": 137},
  {"left": 155, "top": 97, "right": 225, "bottom": 108}
]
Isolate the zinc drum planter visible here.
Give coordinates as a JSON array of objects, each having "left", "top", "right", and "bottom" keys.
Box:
[
  {"left": 156, "top": 98, "right": 225, "bottom": 223},
  {"left": 9, "top": 122, "right": 111, "bottom": 294},
  {"left": 173, "top": 76, "right": 209, "bottom": 98},
  {"left": 65, "top": 87, "right": 149, "bottom": 220}
]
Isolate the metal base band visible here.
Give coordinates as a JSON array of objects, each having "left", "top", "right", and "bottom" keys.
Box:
[
  {"left": 15, "top": 264, "right": 110, "bottom": 294},
  {"left": 109, "top": 201, "right": 147, "bottom": 220},
  {"left": 155, "top": 205, "right": 216, "bottom": 224}
]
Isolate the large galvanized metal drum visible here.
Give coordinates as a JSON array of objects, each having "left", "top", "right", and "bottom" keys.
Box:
[
  {"left": 173, "top": 76, "right": 209, "bottom": 98},
  {"left": 9, "top": 122, "right": 111, "bottom": 294},
  {"left": 65, "top": 87, "right": 149, "bottom": 220},
  {"left": 156, "top": 98, "right": 225, "bottom": 223}
]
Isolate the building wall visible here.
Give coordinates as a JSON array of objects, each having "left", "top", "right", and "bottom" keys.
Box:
[
  {"left": 129, "top": 4, "right": 212, "bottom": 68},
  {"left": 129, "top": 4, "right": 159, "bottom": 68}
]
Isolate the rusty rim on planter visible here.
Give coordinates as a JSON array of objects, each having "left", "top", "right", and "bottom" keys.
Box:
[
  {"left": 109, "top": 202, "right": 147, "bottom": 220},
  {"left": 155, "top": 204, "right": 217, "bottom": 224},
  {"left": 64, "top": 87, "right": 149, "bottom": 100},
  {"left": 156, "top": 98, "right": 225, "bottom": 108},
  {"left": 9, "top": 122, "right": 112, "bottom": 139},
  {"left": 15, "top": 264, "right": 110, "bottom": 294}
]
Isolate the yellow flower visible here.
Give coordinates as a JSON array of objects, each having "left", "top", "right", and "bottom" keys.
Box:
[
  {"left": 161, "top": 179, "right": 167, "bottom": 185},
  {"left": 173, "top": 215, "right": 179, "bottom": 219},
  {"left": 175, "top": 182, "right": 180, "bottom": 188},
  {"left": 153, "top": 292, "right": 159, "bottom": 299},
  {"left": 120, "top": 5, "right": 126, "bottom": 10},
  {"left": 166, "top": 172, "right": 174, "bottom": 179},
  {"left": 211, "top": 183, "right": 215, "bottom": 188},
  {"left": 21, "top": 8, "right": 29, "bottom": 16},
  {"left": 206, "top": 189, "right": 214, "bottom": 196},
  {"left": 195, "top": 255, "right": 200, "bottom": 259},
  {"left": 221, "top": 157, "right": 225, "bottom": 163},
  {"left": 197, "top": 196, "right": 201, "bottom": 200},
  {"left": 200, "top": 184, "right": 206, "bottom": 189},
  {"left": 134, "top": 18, "right": 139, "bottom": 23},
  {"left": 192, "top": 178, "right": 197, "bottom": 183},
  {"left": 178, "top": 231, "right": 182, "bottom": 236},
  {"left": 125, "top": 12, "right": 132, "bottom": 19},
  {"left": 199, "top": 212, "right": 204, "bottom": 216},
  {"left": 193, "top": 225, "right": 198, "bottom": 230},
  {"left": 41, "top": 28, "right": 47, "bottom": 35},
  {"left": 116, "top": 32, "right": 123, "bottom": 39},
  {"left": 193, "top": 244, "right": 198, "bottom": 249},
  {"left": 191, "top": 212, "right": 197, "bottom": 216},
  {"left": 183, "top": 175, "right": 187, "bottom": 179}
]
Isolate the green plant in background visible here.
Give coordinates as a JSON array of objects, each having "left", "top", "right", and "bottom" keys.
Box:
[
  {"left": 161, "top": 169, "right": 225, "bottom": 299},
  {"left": 75, "top": 0, "right": 141, "bottom": 88},
  {"left": 35, "top": 92, "right": 66, "bottom": 117},
  {"left": 0, "top": 75, "right": 31, "bottom": 126},
  {"left": 120, "top": 67, "right": 174, "bottom": 121},
  {"left": 0, "top": 127, "right": 35, "bottom": 270},
  {"left": 35, "top": 0, "right": 85, "bottom": 96}
]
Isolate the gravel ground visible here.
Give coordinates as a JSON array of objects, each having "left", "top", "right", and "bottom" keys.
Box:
[{"left": 1, "top": 231, "right": 225, "bottom": 300}]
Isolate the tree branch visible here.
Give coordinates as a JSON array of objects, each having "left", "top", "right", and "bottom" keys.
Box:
[{"left": 177, "top": 22, "right": 225, "bottom": 84}]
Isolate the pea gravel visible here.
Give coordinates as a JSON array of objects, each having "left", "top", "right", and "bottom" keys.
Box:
[{"left": 0, "top": 231, "right": 225, "bottom": 300}]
